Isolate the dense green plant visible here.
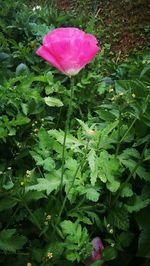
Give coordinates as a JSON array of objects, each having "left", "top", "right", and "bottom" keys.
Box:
[{"left": 0, "top": 1, "right": 150, "bottom": 266}]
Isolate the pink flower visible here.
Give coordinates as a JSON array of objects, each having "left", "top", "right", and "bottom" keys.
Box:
[
  {"left": 85, "top": 237, "right": 104, "bottom": 265},
  {"left": 36, "top": 27, "right": 99, "bottom": 76}
]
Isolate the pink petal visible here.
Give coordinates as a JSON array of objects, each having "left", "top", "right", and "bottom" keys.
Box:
[
  {"left": 36, "top": 27, "right": 100, "bottom": 76},
  {"left": 85, "top": 237, "right": 104, "bottom": 265},
  {"left": 92, "top": 237, "right": 104, "bottom": 260},
  {"left": 36, "top": 46, "right": 65, "bottom": 73}
]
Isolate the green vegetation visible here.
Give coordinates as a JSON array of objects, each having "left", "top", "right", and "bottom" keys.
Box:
[{"left": 0, "top": 1, "right": 150, "bottom": 266}]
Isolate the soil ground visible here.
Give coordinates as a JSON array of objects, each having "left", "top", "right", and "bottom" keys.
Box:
[{"left": 58, "top": 0, "right": 150, "bottom": 56}]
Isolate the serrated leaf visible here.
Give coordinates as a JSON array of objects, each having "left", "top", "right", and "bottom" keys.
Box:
[
  {"left": 0, "top": 198, "right": 17, "bottom": 212},
  {"left": 121, "top": 148, "right": 140, "bottom": 159},
  {"left": 44, "top": 97, "right": 63, "bottom": 107},
  {"left": 26, "top": 172, "right": 63, "bottom": 195},
  {"left": 76, "top": 119, "right": 89, "bottom": 131},
  {"left": 99, "top": 121, "right": 118, "bottom": 149},
  {"left": 48, "top": 129, "right": 84, "bottom": 149},
  {"left": 46, "top": 241, "right": 64, "bottom": 261},
  {"left": 117, "top": 232, "right": 134, "bottom": 248},
  {"left": 136, "top": 166, "right": 150, "bottom": 182},
  {"left": 98, "top": 151, "right": 121, "bottom": 192},
  {"left": 108, "top": 207, "right": 129, "bottom": 231},
  {"left": 102, "top": 246, "right": 117, "bottom": 261},
  {"left": 88, "top": 149, "right": 98, "bottom": 185},
  {"left": 137, "top": 229, "right": 150, "bottom": 258},
  {"left": 61, "top": 220, "right": 75, "bottom": 236},
  {"left": 0, "top": 229, "right": 27, "bottom": 252},
  {"left": 120, "top": 184, "right": 134, "bottom": 197},
  {"left": 25, "top": 191, "right": 47, "bottom": 201},
  {"left": 66, "top": 252, "right": 78, "bottom": 262},
  {"left": 29, "top": 22, "right": 54, "bottom": 37},
  {"left": 2, "top": 181, "right": 14, "bottom": 190},
  {"left": 85, "top": 188, "right": 100, "bottom": 202},
  {"left": 125, "top": 195, "right": 150, "bottom": 213},
  {"left": 16, "top": 63, "right": 28, "bottom": 75},
  {"left": 106, "top": 179, "right": 120, "bottom": 192}
]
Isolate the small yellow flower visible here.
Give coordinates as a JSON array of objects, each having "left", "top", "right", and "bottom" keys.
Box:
[
  {"left": 109, "top": 228, "right": 114, "bottom": 234},
  {"left": 108, "top": 88, "right": 113, "bottom": 93},
  {"left": 27, "top": 263, "right": 32, "bottom": 266},
  {"left": 106, "top": 223, "right": 111, "bottom": 228},
  {"left": 20, "top": 181, "right": 24, "bottom": 186},
  {"left": 132, "top": 93, "right": 136, "bottom": 98},
  {"left": 86, "top": 129, "right": 95, "bottom": 136},
  {"left": 46, "top": 214, "right": 52, "bottom": 221},
  {"left": 47, "top": 252, "right": 53, "bottom": 259},
  {"left": 111, "top": 243, "right": 115, "bottom": 247}
]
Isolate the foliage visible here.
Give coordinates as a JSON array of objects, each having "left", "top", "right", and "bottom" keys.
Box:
[{"left": 0, "top": 1, "right": 150, "bottom": 266}]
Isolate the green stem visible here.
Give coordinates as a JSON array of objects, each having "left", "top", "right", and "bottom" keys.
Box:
[
  {"left": 0, "top": 252, "right": 29, "bottom": 256},
  {"left": 116, "top": 116, "right": 136, "bottom": 156},
  {"left": 59, "top": 142, "right": 89, "bottom": 217},
  {"left": 116, "top": 94, "right": 150, "bottom": 156},
  {"left": 115, "top": 109, "right": 122, "bottom": 156},
  {"left": 22, "top": 199, "right": 42, "bottom": 231},
  {"left": 113, "top": 137, "right": 150, "bottom": 206},
  {"left": 59, "top": 77, "right": 74, "bottom": 193}
]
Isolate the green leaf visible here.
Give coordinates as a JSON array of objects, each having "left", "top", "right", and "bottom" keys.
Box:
[
  {"left": 48, "top": 129, "right": 84, "bottom": 149},
  {"left": 137, "top": 229, "right": 150, "bottom": 258},
  {"left": 106, "top": 179, "right": 120, "bottom": 192},
  {"left": 85, "top": 188, "right": 100, "bottom": 202},
  {"left": 98, "top": 151, "right": 121, "bottom": 192},
  {"left": 120, "top": 184, "right": 134, "bottom": 197},
  {"left": 0, "top": 198, "right": 17, "bottom": 212},
  {"left": 102, "top": 246, "right": 117, "bottom": 261},
  {"left": 99, "top": 121, "right": 118, "bottom": 149},
  {"left": 136, "top": 206, "right": 150, "bottom": 258},
  {"left": 44, "top": 97, "right": 63, "bottom": 107},
  {"left": 25, "top": 191, "right": 47, "bottom": 201},
  {"left": 76, "top": 119, "right": 89, "bottom": 131},
  {"left": 117, "top": 232, "right": 134, "bottom": 248},
  {"left": 66, "top": 252, "right": 79, "bottom": 262},
  {"left": 125, "top": 195, "right": 150, "bottom": 213},
  {"left": 26, "top": 172, "right": 63, "bottom": 195},
  {"left": 108, "top": 207, "right": 129, "bottom": 231},
  {"left": 46, "top": 241, "right": 64, "bottom": 262},
  {"left": 0, "top": 229, "right": 27, "bottom": 252},
  {"left": 88, "top": 149, "right": 98, "bottom": 186},
  {"left": 29, "top": 22, "right": 54, "bottom": 38},
  {"left": 2, "top": 181, "right": 14, "bottom": 190},
  {"left": 121, "top": 148, "right": 140, "bottom": 159},
  {"left": 136, "top": 166, "right": 150, "bottom": 182},
  {"left": 88, "top": 149, "right": 96, "bottom": 173},
  {"left": 61, "top": 220, "right": 75, "bottom": 236},
  {"left": 16, "top": 63, "right": 28, "bottom": 75}
]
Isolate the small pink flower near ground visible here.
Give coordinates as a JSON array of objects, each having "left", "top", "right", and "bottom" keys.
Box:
[
  {"left": 85, "top": 237, "right": 104, "bottom": 265},
  {"left": 36, "top": 27, "right": 99, "bottom": 76}
]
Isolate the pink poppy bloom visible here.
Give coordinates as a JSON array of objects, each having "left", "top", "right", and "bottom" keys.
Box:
[
  {"left": 36, "top": 27, "right": 99, "bottom": 76},
  {"left": 85, "top": 237, "right": 104, "bottom": 265}
]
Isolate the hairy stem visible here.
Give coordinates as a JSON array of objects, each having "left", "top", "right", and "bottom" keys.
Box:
[
  {"left": 59, "top": 77, "right": 74, "bottom": 194},
  {"left": 22, "top": 199, "right": 42, "bottom": 231},
  {"left": 54, "top": 142, "right": 89, "bottom": 233},
  {"left": 116, "top": 116, "right": 136, "bottom": 156},
  {"left": 115, "top": 109, "right": 122, "bottom": 156}
]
